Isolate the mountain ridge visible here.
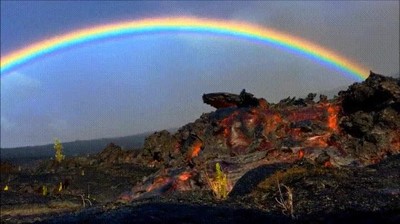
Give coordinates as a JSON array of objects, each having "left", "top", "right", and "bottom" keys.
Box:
[{"left": 0, "top": 129, "right": 177, "bottom": 159}]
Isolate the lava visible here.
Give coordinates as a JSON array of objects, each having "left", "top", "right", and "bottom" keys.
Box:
[
  {"left": 133, "top": 72, "right": 400, "bottom": 201},
  {"left": 188, "top": 141, "right": 203, "bottom": 159},
  {"left": 298, "top": 149, "right": 305, "bottom": 159},
  {"left": 305, "top": 135, "right": 329, "bottom": 148},
  {"left": 324, "top": 160, "right": 332, "bottom": 167},
  {"left": 178, "top": 172, "right": 192, "bottom": 181},
  {"left": 327, "top": 104, "right": 340, "bottom": 131}
]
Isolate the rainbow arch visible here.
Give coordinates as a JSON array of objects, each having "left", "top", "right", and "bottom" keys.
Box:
[{"left": 1, "top": 17, "right": 368, "bottom": 80}]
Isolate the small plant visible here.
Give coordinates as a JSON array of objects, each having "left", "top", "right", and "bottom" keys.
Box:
[
  {"left": 58, "top": 182, "right": 63, "bottom": 192},
  {"left": 42, "top": 185, "right": 48, "bottom": 196},
  {"left": 205, "top": 162, "right": 230, "bottom": 200},
  {"left": 53, "top": 138, "right": 65, "bottom": 163},
  {"left": 4, "top": 185, "right": 9, "bottom": 191},
  {"left": 275, "top": 180, "right": 295, "bottom": 219},
  {"left": 80, "top": 194, "right": 92, "bottom": 207}
]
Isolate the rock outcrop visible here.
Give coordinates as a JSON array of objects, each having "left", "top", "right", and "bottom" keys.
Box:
[
  {"left": 202, "top": 89, "right": 261, "bottom": 109},
  {"left": 128, "top": 72, "right": 400, "bottom": 201}
]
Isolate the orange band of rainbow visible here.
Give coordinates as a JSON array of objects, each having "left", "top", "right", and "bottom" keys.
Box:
[{"left": 1, "top": 17, "right": 369, "bottom": 80}]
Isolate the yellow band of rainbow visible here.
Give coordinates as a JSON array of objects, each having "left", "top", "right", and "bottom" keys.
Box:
[{"left": 1, "top": 17, "right": 369, "bottom": 80}]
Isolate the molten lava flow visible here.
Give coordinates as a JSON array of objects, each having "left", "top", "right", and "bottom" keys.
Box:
[
  {"left": 189, "top": 141, "right": 202, "bottom": 159},
  {"left": 305, "top": 135, "right": 329, "bottom": 148},
  {"left": 229, "top": 121, "right": 252, "bottom": 153},
  {"left": 263, "top": 113, "right": 282, "bottom": 135},
  {"left": 242, "top": 108, "right": 260, "bottom": 131},
  {"left": 298, "top": 149, "right": 305, "bottom": 159},
  {"left": 178, "top": 171, "right": 192, "bottom": 181},
  {"left": 289, "top": 128, "right": 303, "bottom": 141},
  {"left": 324, "top": 160, "right": 332, "bottom": 167},
  {"left": 220, "top": 111, "right": 239, "bottom": 139},
  {"left": 327, "top": 105, "right": 339, "bottom": 131},
  {"left": 146, "top": 176, "right": 172, "bottom": 192}
]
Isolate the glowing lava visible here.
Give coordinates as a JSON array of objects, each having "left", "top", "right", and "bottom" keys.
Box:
[{"left": 327, "top": 105, "right": 339, "bottom": 131}]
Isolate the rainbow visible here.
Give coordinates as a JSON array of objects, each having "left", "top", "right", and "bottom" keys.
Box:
[{"left": 1, "top": 17, "right": 368, "bottom": 80}]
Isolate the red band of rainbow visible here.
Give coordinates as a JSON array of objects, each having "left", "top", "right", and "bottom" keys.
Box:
[{"left": 1, "top": 17, "right": 369, "bottom": 80}]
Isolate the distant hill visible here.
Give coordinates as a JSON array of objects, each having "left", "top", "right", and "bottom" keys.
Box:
[{"left": 0, "top": 129, "right": 176, "bottom": 159}]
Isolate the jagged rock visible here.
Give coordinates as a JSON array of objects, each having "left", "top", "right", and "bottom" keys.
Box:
[
  {"left": 0, "top": 161, "right": 17, "bottom": 174},
  {"left": 129, "top": 71, "right": 400, "bottom": 200},
  {"left": 337, "top": 72, "right": 400, "bottom": 159},
  {"left": 202, "top": 89, "right": 259, "bottom": 109},
  {"left": 339, "top": 71, "right": 400, "bottom": 113},
  {"left": 315, "top": 151, "right": 331, "bottom": 166},
  {"left": 306, "top": 93, "right": 317, "bottom": 102},
  {"left": 377, "top": 107, "right": 400, "bottom": 129},
  {"left": 341, "top": 111, "right": 374, "bottom": 138},
  {"left": 142, "top": 130, "right": 178, "bottom": 165},
  {"left": 97, "top": 143, "right": 135, "bottom": 165},
  {"left": 319, "top": 94, "right": 328, "bottom": 103}
]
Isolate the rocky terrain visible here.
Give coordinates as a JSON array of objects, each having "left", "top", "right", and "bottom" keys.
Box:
[{"left": 1, "top": 71, "right": 399, "bottom": 223}]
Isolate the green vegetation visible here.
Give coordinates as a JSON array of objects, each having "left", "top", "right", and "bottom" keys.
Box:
[
  {"left": 206, "top": 162, "right": 230, "bottom": 200},
  {"left": 42, "top": 185, "right": 48, "bottom": 196},
  {"left": 53, "top": 139, "right": 65, "bottom": 163}
]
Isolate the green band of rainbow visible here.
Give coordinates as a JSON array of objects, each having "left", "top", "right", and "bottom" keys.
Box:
[{"left": 1, "top": 17, "right": 369, "bottom": 80}]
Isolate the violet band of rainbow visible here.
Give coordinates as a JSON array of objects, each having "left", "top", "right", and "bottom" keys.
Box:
[{"left": 1, "top": 17, "right": 369, "bottom": 81}]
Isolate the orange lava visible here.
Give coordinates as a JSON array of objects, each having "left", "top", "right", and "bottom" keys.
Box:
[
  {"left": 146, "top": 177, "right": 171, "bottom": 192},
  {"left": 298, "top": 149, "right": 305, "bottom": 159},
  {"left": 190, "top": 141, "right": 202, "bottom": 158},
  {"left": 327, "top": 105, "right": 339, "bottom": 131},
  {"left": 287, "top": 107, "right": 323, "bottom": 122},
  {"left": 305, "top": 135, "right": 329, "bottom": 148},
  {"left": 258, "top": 98, "right": 269, "bottom": 109},
  {"left": 178, "top": 172, "right": 192, "bottom": 181},
  {"left": 220, "top": 112, "right": 239, "bottom": 139},
  {"left": 263, "top": 113, "right": 282, "bottom": 135},
  {"left": 324, "top": 161, "right": 332, "bottom": 167}
]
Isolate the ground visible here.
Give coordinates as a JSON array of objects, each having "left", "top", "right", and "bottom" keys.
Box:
[{"left": 1, "top": 154, "right": 399, "bottom": 223}]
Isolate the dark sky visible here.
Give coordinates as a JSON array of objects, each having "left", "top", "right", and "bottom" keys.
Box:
[{"left": 1, "top": 1, "right": 399, "bottom": 148}]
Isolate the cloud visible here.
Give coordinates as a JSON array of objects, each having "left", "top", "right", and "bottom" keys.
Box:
[
  {"left": 1, "top": 72, "right": 42, "bottom": 117},
  {"left": 1, "top": 116, "right": 16, "bottom": 131},
  {"left": 48, "top": 119, "right": 69, "bottom": 132},
  {"left": 2, "top": 71, "right": 41, "bottom": 88},
  {"left": 1, "top": 72, "right": 41, "bottom": 103}
]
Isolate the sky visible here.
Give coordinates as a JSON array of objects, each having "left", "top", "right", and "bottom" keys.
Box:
[{"left": 1, "top": 1, "right": 399, "bottom": 148}]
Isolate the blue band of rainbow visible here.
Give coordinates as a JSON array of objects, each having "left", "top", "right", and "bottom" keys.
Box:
[{"left": 1, "top": 17, "right": 369, "bottom": 80}]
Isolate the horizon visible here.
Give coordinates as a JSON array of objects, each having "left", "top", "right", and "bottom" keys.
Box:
[{"left": 1, "top": 1, "right": 399, "bottom": 148}]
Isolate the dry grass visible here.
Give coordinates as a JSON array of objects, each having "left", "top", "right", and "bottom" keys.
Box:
[
  {"left": 275, "top": 180, "right": 295, "bottom": 219},
  {"left": 258, "top": 167, "right": 307, "bottom": 191},
  {"left": 80, "top": 194, "right": 93, "bottom": 207},
  {"left": 0, "top": 201, "right": 81, "bottom": 217}
]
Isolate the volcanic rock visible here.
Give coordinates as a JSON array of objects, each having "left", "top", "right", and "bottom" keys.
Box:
[
  {"left": 338, "top": 72, "right": 400, "bottom": 159},
  {"left": 142, "top": 130, "right": 179, "bottom": 167},
  {"left": 132, "top": 71, "right": 400, "bottom": 201},
  {"left": 97, "top": 143, "right": 136, "bottom": 165},
  {"left": 339, "top": 71, "right": 400, "bottom": 113},
  {"left": 0, "top": 161, "right": 17, "bottom": 174},
  {"left": 203, "top": 89, "right": 261, "bottom": 109}
]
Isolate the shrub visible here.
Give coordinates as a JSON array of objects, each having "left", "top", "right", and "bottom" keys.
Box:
[
  {"left": 54, "top": 138, "right": 65, "bottom": 163},
  {"left": 206, "top": 162, "right": 230, "bottom": 200}
]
